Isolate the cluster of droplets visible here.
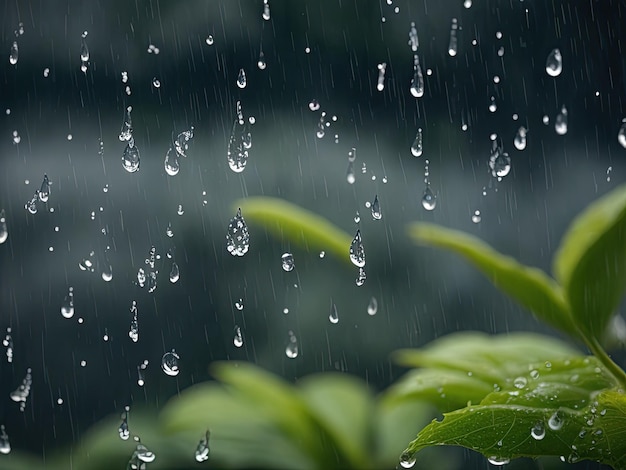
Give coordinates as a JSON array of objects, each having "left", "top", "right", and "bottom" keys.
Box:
[
  {"left": 164, "top": 127, "right": 195, "bottom": 176},
  {"left": 137, "top": 247, "right": 159, "bottom": 292},
  {"left": 24, "top": 174, "right": 51, "bottom": 214},
  {"left": 346, "top": 148, "right": 357, "bottom": 184},
  {"left": 3, "top": 328, "right": 13, "bottom": 363},
  {"left": 554, "top": 105, "right": 568, "bottom": 135},
  {"left": 227, "top": 101, "right": 253, "bottom": 172},
  {"left": 9, "top": 368, "right": 32, "bottom": 412},
  {"left": 488, "top": 140, "right": 511, "bottom": 181},
  {"left": 127, "top": 437, "right": 156, "bottom": 468},
  {"left": 376, "top": 62, "right": 387, "bottom": 92},
  {"left": 8, "top": 23, "right": 23, "bottom": 66},
  {"left": 448, "top": 18, "right": 458, "bottom": 57},
  {"left": 226, "top": 208, "right": 250, "bottom": 256},
  {"left": 119, "top": 406, "right": 130, "bottom": 440},
  {"left": 60, "top": 287, "right": 75, "bottom": 319},
  {"left": 285, "top": 330, "right": 299, "bottom": 358},
  {"left": 136, "top": 360, "right": 149, "bottom": 386},
  {"left": 128, "top": 301, "right": 139, "bottom": 342},
  {"left": 80, "top": 31, "right": 89, "bottom": 73}
]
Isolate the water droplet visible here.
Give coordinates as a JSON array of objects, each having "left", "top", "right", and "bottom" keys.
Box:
[
  {"left": 346, "top": 161, "right": 356, "bottom": 184},
  {"left": 262, "top": 0, "right": 271, "bottom": 20},
  {"left": 3, "top": 328, "right": 14, "bottom": 363},
  {"left": 285, "top": 331, "right": 299, "bottom": 358},
  {"left": 227, "top": 101, "right": 251, "bottom": 172},
  {"left": 448, "top": 18, "right": 458, "bottom": 56},
  {"left": 24, "top": 191, "right": 38, "bottom": 214},
  {"left": 226, "top": 208, "right": 250, "bottom": 256},
  {"left": 487, "top": 456, "right": 510, "bottom": 466},
  {"left": 531, "top": 422, "right": 546, "bottom": 440},
  {"left": 122, "top": 137, "right": 140, "bottom": 173},
  {"left": 235, "top": 299, "right": 244, "bottom": 310},
  {"left": 555, "top": 105, "right": 568, "bottom": 135},
  {"left": 169, "top": 262, "right": 180, "bottom": 283},
  {"left": 371, "top": 195, "right": 382, "bottom": 220},
  {"left": 61, "top": 287, "right": 75, "bottom": 318},
  {"left": 399, "top": 452, "right": 416, "bottom": 468},
  {"left": 472, "top": 210, "right": 482, "bottom": 223},
  {"left": 152, "top": 77, "right": 161, "bottom": 88},
  {"left": 236, "top": 68, "right": 247, "bottom": 88},
  {"left": 530, "top": 369, "right": 540, "bottom": 379},
  {"left": 118, "top": 106, "right": 133, "bottom": 141},
  {"left": 195, "top": 431, "right": 211, "bottom": 462},
  {"left": 9, "top": 41, "right": 18, "bottom": 65},
  {"left": 117, "top": 406, "right": 130, "bottom": 440},
  {"left": 421, "top": 186, "right": 437, "bottom": 211},
  {"left": 513, "top": 376, "right": 527, "bottom": 389},
  {"left": 0, "top": 210, "right": 8, "bottom": 244},
  {"left": 329, "top": 303, "right": 339, "bottom": 324},
  {"left": 488, "top": 96, "right": 497, "bottom": 113},
  {"left": 618, "top": 120, "right": 626, "bottom": 148},
  {"left": 281, "top": 253, "right": 295, "bottom": 272},
  {"left": 233, "top": 326, "right": 244, "bottom": 348},
  {"left": 367, "top": 297, "right": 378, "bottom": 316},
  {"left": 464, "top": 0, "right": 472, "bottom": 8},
  {"left": 177, "top": 204, "right": 184, "bottom": 216},
  {"left": 129, "top": 301, "right": 139, "bottom": 342},
  {"left": 349, "top": 229, "right": 366, "bottom": 267},
  {"left": 514, "top": 126, "right": 527, "bottom": 150},
  {"left": 80, "top": 36, "right": 89, "bottom": 64},
  {"left": 548, "top": 411, "right": 564, "bottom": 431},
  {"left": 356, "top": 267, "right": 367, "bottom": 286},
  {"left": 39, "top": 174, "right": 51, "bottom": 202},
  {"left": 10, "top": 368, "right": 32, "bottom": 412},
  {"left": 0, "top": 426, "right": 10, "bottom": 455},
  {"left": 319, "top": 251, "right": 325, "bottom": 258},
  {"left": 161, "top": 350, "right": 180, "bottom": 376},
  {"left": 376, "top": 62, "right": 387, "bottom": 91},
  {"left": 257, "top": 51, "right": 266, "bottom": 70},
  {"left": 309, "top": 99, "right": 320, "bottom": 111},
  {"left": 490, "top": 146, "right": 511, "bottom": 178},
  {"left": 410, "top": 55, "right": 424, "bottom": 98},
  {"left": 546, "top": 48, "right": 563, "bottom": 77},
  {"left": 206, "top": 35, "right": 214, "bottom": 45},
  {"left": 411, "top": 128, "right": 423, "bottom": 157},
  {"left": 135, "top": 442, "right": 156, "bottom": 463}
]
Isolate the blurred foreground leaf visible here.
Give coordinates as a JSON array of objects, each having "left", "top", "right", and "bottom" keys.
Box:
[{"left": 235, "top": 197, "right": 353, "bottom": 263}]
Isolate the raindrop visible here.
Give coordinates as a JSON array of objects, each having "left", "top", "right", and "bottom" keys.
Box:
[
  {"left": 399, "top": 452, "right": 416, "bottom": 468},
  {"left": 349, "top": 229, "right": 366, "bottom": 267},
  {"left": 169, "top": 262, "right": 180, "bottom": 283},
  {"left": 61, "top": 287, "right": 75, "bottom": 319},
  {"left": 235, "top": 299, "right": 244, "bottom": 311},
  {"left": 514, "top": 126, "right": 527, "bottom": 150},
  {"left": 236, "top": 68, "right": 247, "bottom": 88},
  {"left": 448, "top": 18, "right": 458, "bottom": 56},
  {"left": 329, "top": 303, "right": 339, "bottom": 324},
  {"left": 257, "top": 51, "right": 266, "bottom": 70},
  {"left": 80, "top": 35, "right": 89, "bottom": 63},
  {"left": 128, "top": 301, "right": 139, "bottom": 342},
  {"left": 531, "top": 422, "right": 546, "bottom": 440},
  {"left": 118, "top": 106, "right": 133, "bottom": 141},
  {"left": 0, "top": 426, "right": 10, "bottom": 455},
  {"left": 309, "top": 99, "right": 320, "bottom": 111},
  {"left": 346, "top": 161, "right": 356, "bottom": 184},
  {"left": 367, "top": 297, "right": 378, "bottom": 316},
  {"left": 281, "top": 253, "right": 295, "bottom": 272},
  {"left": 487, "top": 456, "right": 510, "bottom": 466},
  {"left": 165, "top": 147, "right": 182, "bottom": 176},
  {"left": 410, "top": 55, "right": 424, "bottom": 98},
  {"left": 607, "top": 166, "right": 613, "bottom": 182},
  {"left": 152, "top": 77, "right": 161, "bottom": 88},
  {"left": 285, "top": 331, "right": 299, "bottom": 358},
  {"left": 411, "top": 128, "right": 423, "bottom": 157},
  {"left": 548, "top": 411, "right": 564, "bottom": 431},
  {"left": 555, "top": 105, "right": 568, "bottom": 135},
  {"left": 513, "top": 376, "right": 527, "bottom": 389},
  {"left": 546, "top": 48, "right": 563, "bottom": 77},
  {"left": 195, "top": 431, "right": 211, "bottom": 462},
  {"left": 464, "top": 0, "right": 472, "bottom": 8},
  {"left": 488, "top": 96, "right": 497, "bottom": 113},
  {"left": 226, "top": 208, "right": 250, "bottom": 256},
  {"left": 122, "top": 138, "right": 140, "bottom": 173},
  {"left": 0, "top": 210, "right": 7, "bottom": 244},
  {"left": 472, "top": 210, "right": 481, "bottom": 223},
  {"left": 10, "top": 368, "right": 32, "bottom": 411},
  {"left": 376, "top": 62, "right": 387, "bottom": 91},
  {"left": 177, "top": 204, "right": 184, "bottom": 216},
  {"left": 135, "top": 441, "right": 156, "bottom": 463},
  {"left": 408, "top": 22, "right": 419, "bottom": 51},
  {"left": 356, "top": 267, "right": 367, "bottom": 286},
  {"left": 24, "top": 192, "right": 39, "bottom": 214},
  {"left": 262, "top": 0, "right": 271, "bottom": 20},
  {"left": 319, "top": 251, "right": 325, "bottom": 258},
  {"left": 161, "top": 350, "right": 180, "bottom": 377},
  {"left": 371, "top": 195, "right": 382, "bottom": 220},
  {"left": 227, "top": 101, "right": 250, "bottom": 172},
  {"left": 233, "top": 326, "right": 244, "bottom": 348},
  {"left": 618, "top": 119, "right": 626, "bottom": 148},
  {"left": 3, "top": 328, "right": 13, "bottom": 363},
  {"left": 9, "top": 41, "right": 18, "bottom": 65},
  {"left": 421, "top": 186, "right": 437, "bottom": 211},
  {"left": 39, "top": 174, "right": 51, "bottom": 202},
  {"left": 205, "top": 35, "right": 214, "bottom": 45}
]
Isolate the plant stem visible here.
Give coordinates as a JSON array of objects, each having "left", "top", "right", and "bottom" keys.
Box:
[{"left": 586, "top": 335, "right": 626, "bottom": 389}]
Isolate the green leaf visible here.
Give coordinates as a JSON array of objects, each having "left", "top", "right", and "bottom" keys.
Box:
[
  {"left": 553, "top": 184, "right": 626, "bottom": 339},
  {"left": 407, "top": 223, "right": 577, "bottom": 339},
  {"left": 401, "top": 353, "right": 625, "bottom": 468},
  {"left": 298, "top": 373, "right": 373, "bottom": 469},
  {"left": 388, "top": 332, "right": 584, "bottom": 411},
  {"left": 235, "top": 197, "right": 353, "bottom": 263}
]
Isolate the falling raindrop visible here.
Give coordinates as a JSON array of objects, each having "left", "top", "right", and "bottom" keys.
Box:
[
  {"left": 329, "top": 303, "right": 339, "bottom": 324},
  {"left": 349, "top": 229, "right": 366, "bottom": 267},
  {"left": 546, "top": 48, "right": 563, "bottom": 77},
  {"left": 356, "top": 267, "right": 367, "bottom": 286},
  {"left": 129, "top": 301, "right": 139, "bottom": 342},
  {"left": 61, "top": 287, "right": 75, "bottom": 319},
  {"left": 346, "top": 161, "right": 356, "bottom": 184},
  {"left": 169, "top": 262, "right": 180, "bottom": 283},
  {"left": 233, "top": 326, "right": 244, "bottom": 347},
  {"left": 411, "top": 128, "right": 423, "bottom": 157},
  {"left": 371, "top": 195, "right": 382, "bottom": 220},
  {"left": 285, "top": 331, "right": 299, "bottom": 358},
  {"left": 281, "top": 253, "right": 295, "bottom": 272},
  {"left": 410, "top": 54, "right": 424, "bottom": 98},
  {"left": 308, "top": 99, "right": 320, "bottom": 111},
  {"left": 10, "top": 368, "right": 32, "bottom": 412},
  {"left": 161, "top": 350, "right": 180, "bottom": 377},
  {"left": 448, "top": 18, "right": 458, "bottom": 56},
  {"left": 0, "top": 426, "right": 9, "bottom": 455},
  {"left": 24, "top": 191, "right": 39, "bottom": 214},
  {"left": 514, "top": 126, "right": 527, "bottom": 150},
  {"left": 164, "top": 146, "right": 180, "bottom": 176},
  {"left": 257, "top": 51, "right": 267, "bottom": 70},
  {"left": 195, "top": 431, "right": 211, "bottom": 462},
  {"left": 555, "top": 105, "right": 568, "bottom": 135},
  {"left": 618, "top": 119, "right": 626, "bottom": 148},
  {"left": 226, "top": 208, "right": 250, "bottom": 256},
  {"left": 227, "top": 101, "right": 250, "bottom": 172},
  {"left": 135, "top": 440, "right": 156, "bottom": 463},
  {"left": 408, "top": 22, "right": 419, "bottom": 51},
  {"left": 3, "top": 328, "right": 13, "bottom": 363},
  {"left": 421, "top": 186, "right": 437, "bottom": 211},
  {"left": 262, "top": 0, "right": 271, "bottom": 20},
  {"left": 122, "top": 138, "right": 140, "bottom": 173},
  {"left": 236, "top": 68, "right": 247, "bottom": 89},
  {"left": 367, "top": 297, "right": 378, "bottom": 316},
  {"left": 8, "top": 42, "right": 18, "bottom": 65},
  {"left": 118, "top": 407, "right": 130, "bottom": 440},
  {"left": 472, "top": 210, "right": 482, "bottom": 223},
  {"left": 152, "top": 77, "right": 161, "bottom": 88},
  {"left": 0, "top": 210, "right": 7, "bottom": 244},
  {"left": 118, "top": 106, "right": 133, "bottom": 141},
  {"left": 376, "top": 63, "right": 387, "bottom": 91},
  {"left": 205, "top": 35, "right": 214, "bottom": 45},
  {"left": 39, "top": 174, "right": 51, "bottom": 202}
]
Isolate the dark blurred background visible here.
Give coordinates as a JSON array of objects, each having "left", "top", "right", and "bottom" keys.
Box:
[{"left": 0, "top": 0, "right": 625, "bottom": 467}]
